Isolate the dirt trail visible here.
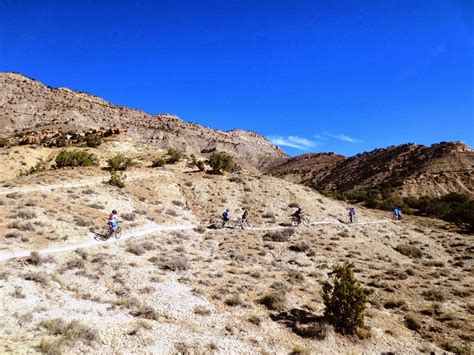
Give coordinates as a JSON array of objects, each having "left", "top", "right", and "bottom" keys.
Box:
[
  {"left": 0, "top": 172, "right": 154, "bottom": 195},
  {"left": 0, "top": 222, "right": 194, "bottom": 262}
]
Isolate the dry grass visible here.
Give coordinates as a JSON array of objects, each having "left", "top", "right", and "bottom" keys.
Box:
[
  {"left": 258, "top": 289, "right": 286, "bottom": 311},
  {"left": 394, "top": 244, "right": 423, "bottom": 258}
]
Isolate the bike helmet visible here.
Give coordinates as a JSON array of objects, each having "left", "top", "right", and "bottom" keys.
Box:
[{"left": 112, "top": 209, "right": 117, "bottom": 214}]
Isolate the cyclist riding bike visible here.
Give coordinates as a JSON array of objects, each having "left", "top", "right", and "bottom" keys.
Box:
[
  {"left": 222, "top": 209, "right": 230, "bottom": 228},
  {"left": 392, "top": 207, "right": 402, "bottom": 221},
  {"left": 108, "top": 209, "right": 121, "bottom": 232},
  {"left": 241, "top": 208, "right": 249, "bottom": 223},
  {"left": 348, "top": 207, "right": 356, "bottom": 224},
  {"left": 291, "top": 207, "right": 302, "bottom": 225}
]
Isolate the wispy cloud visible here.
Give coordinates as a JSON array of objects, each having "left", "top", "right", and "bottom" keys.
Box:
[
  {"left": 268, "top": 135, "right": 317, "bottom": 150},
  {"left": 317, "top": 132, "right": 361, "bottom": 144}
]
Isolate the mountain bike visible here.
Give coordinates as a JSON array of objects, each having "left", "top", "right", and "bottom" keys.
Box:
[
  {"left": 209, "top": 217, "right": 234, "bottom": 229},
  {"left": 234, "top": 219, "right": 253, "bottom": 230},
  {"left": 101, "top": 224, "right": 123, "bottom": 240},
  {"left": 291, "top": 216, "right": 310, "bottom": 227}
]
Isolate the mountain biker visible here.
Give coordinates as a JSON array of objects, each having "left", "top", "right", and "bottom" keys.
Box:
[
  {"left": 348, "top": 207, "right": 356, "bottom": 224},
  {"left": 222, "top": 209, "right": 230, "bottom": 228},
  {"left": 292, "top": 207, "right": 302, "bottom": 225},
  {"left": 241, "top": 208, "right": 249, "bottom": 223},
  {"left": 393, "top": 207, "right": 402, "bottom": 221},
  {"left": 108, "top": 209, "right": 120, "bottom": 232}
]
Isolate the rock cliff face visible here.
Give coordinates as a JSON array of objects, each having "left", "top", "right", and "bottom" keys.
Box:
[
  {"left": 0, "top": 72, "right": 286, "bottom": 170},
  {"left": 268, "top": 142, "right": 474, "bottom": 197}
]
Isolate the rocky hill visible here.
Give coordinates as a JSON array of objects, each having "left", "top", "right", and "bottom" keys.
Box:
[
  {"left": 267, "top": 152, "right": 346, "bottom": 184},
  {"left": 0, "top": 72, "right": 286, "bottom": 171},
  {"left": 268, "top": 142, "right": 474, "bottom": 198}
]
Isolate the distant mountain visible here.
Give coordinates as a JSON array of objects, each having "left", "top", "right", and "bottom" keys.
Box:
[
  {"left": 0, "top": 72, "right": 286, "bottom": 170},
  {"left": 267, "top": 142, "right": 474, "bottom": 197}
]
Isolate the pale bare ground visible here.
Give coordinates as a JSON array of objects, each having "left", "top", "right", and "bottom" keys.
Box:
[{"left": 0, "top": 143, "right": 472, "bottom": 354}]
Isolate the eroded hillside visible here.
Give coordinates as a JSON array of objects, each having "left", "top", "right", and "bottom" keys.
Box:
[
  {"left": 0, "top": 72, "right": 285, "bottom": 171},
  {"left": 0, "top": 137, "right": 472, "bottom": 354}
]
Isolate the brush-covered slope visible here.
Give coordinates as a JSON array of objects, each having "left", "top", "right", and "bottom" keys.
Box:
[
  {"left": 313, "top": 142, "right": 474, "bottom": 197},
  {"left": 268, "top": 142, "right": 474, "bottom": 197},
  {"left": 0, "top": 72, "right": 286, "bottom": 171},
  {"left": 0, "top": 136, "right": 472, "bottom": 354}
]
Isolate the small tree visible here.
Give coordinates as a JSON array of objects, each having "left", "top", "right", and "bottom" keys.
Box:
[
  {"left": 55, "top": 149, "right": 99, "bottom": 168},
  {"left": 322, "top": 262, "right": 367, "bottom": 335},
  {"left": 166, "top": 148, "right": 182, "bottom": 164},
  {"left": 107, "top": 154, "right": 133, "bottom": 171},
  {"left": 85, "top": 134, "right": 102, "bottom": 148},
  {"left": 107, "top": 171, "right": 126, "bottom": 188},
  {"left": 208, "top": 152, "right": 234, "bottom": 174}
]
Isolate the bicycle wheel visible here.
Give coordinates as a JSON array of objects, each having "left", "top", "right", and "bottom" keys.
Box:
[
  {"left": 226, "top": 220, "right": 236, "bottom": 228},
  {"left": 302, "top": 217, "right": 310, "bottom": 226},
  {"left": 102, "top": 226, "right": 112, "bottom": 240},
  {"left": 242, "top": 221, "right": 253, "bottom": 230},
  {"left": 115, "top": 226, "right": 123, "bottom": 239},
  {"left": 290, "top": 219, "right": 299, "bottom": 227}
]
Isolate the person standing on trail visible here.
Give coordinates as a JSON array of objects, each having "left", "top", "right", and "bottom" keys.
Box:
[
  {"left": 348, "top": 207, "right": 356, "bottom": 224},
  {"left": 392, "top": 207, "right": 402, "bottom": 221}
]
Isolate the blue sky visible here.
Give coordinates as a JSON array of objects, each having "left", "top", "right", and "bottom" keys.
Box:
[{"left": 1, "top": 0, "right": 473, "bottom": 156}]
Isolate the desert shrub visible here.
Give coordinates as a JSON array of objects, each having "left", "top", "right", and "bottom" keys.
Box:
[
  {"left": 24, "top": 251, "right": 44, "bottom": 265},
  {"left": 107, "top": 171, "right": 126, "bottom": 188},
  {"left": 263, "top": 228, "right": 295, "bottom": 242},
  {"left": 194, "top": 306, "right": 211, "bottom": 315},
  {"left": 225, "top": 294, "right": 244, "bottom": 306},
  {"left": 258, "top": 289, "right": 286, "bottom": 310},
  {"left": 159, "top": 256, "right": 188, "bottom": 271},
  {"left": 422, "top": 289, "right": 446, "bottom": 301},
  {"left": 121, "top": 213, "right": 136, "bottom": 221},
  {"left": 262, "top": 211, "right": 275, "bottom": 219},
  {"left": 40, "top": 318, "right": 96, "bottom": 351},
  {"left": 394, "top": 244, "right": 422, "bottom": 258},
  {"left": 404, "top": 313, "right": 422, "bottom": 331},
  {"left": 16, "top": 210, "right": 37, "bottom": 219},
  {"left": 64, "top": 258, "right": 85, "bottom": 270},
  {"left": 383, "top": 299, "right": 406, "bottom": 309},
  {"left": 247, "top": 315, "right": 261, "bottom": 326},
  {"left": 166, "top": 148, "right": 182, "bottom": 164},
  {"left": 55, "top": 149, "right": 99, "bottom": 168},
  {"left": 85, "top": 134, "right": 102, "bottom": 148},
  {"left": 108, "top": 154, "right": 133, "bottom": 171},
  {"left": 289, "top": 242, "right": 310, "bottom": 253},
  {"left": 0, "top": 138, "right": 9, "bottom": 147},
  {"left": 288, "top": 202, "right": 300, "bottom": 208},
  {"left": 23, "top": 271, "right": 49, "bottom": 285},
  {"left": 5, "top": 232, "right": 20, "bottom": 239},
  {"left": 287, "top": 269, "right": 305, "bottom": 283},
  {"left": 208, "top": 152, "right": 234, "bottom": 174},
  {"left": 193, "top": 226, "right": 206, "bottom": 234},
  {"left": 151, "top": 156, "right": 166, "bottom": 167},
  {"left": 322, "top": 262, "right": 367, "bottom": 335},
  {"left": 126, "top": 243, "right": 146, "bottom": 256},
  {"left": 294, "top": 321, "right": 329, "bottom": 340},
  {"left": 229, "top": 176, "right": 244, "bottom": 184},
  {"left": 130, "top": 305, "right": 160, "bottom": 320}
]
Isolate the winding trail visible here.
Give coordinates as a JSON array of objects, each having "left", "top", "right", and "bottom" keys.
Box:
[
  {"left": 0, "top": 222, "right": 195, "bottom": 262},
  {"left": 0, "top": 172, "right": 153, "bottom": 195}
]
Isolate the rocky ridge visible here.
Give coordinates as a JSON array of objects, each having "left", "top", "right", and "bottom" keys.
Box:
[{"left": 0, "top": 72, "right": 286, "bottom": 171}]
